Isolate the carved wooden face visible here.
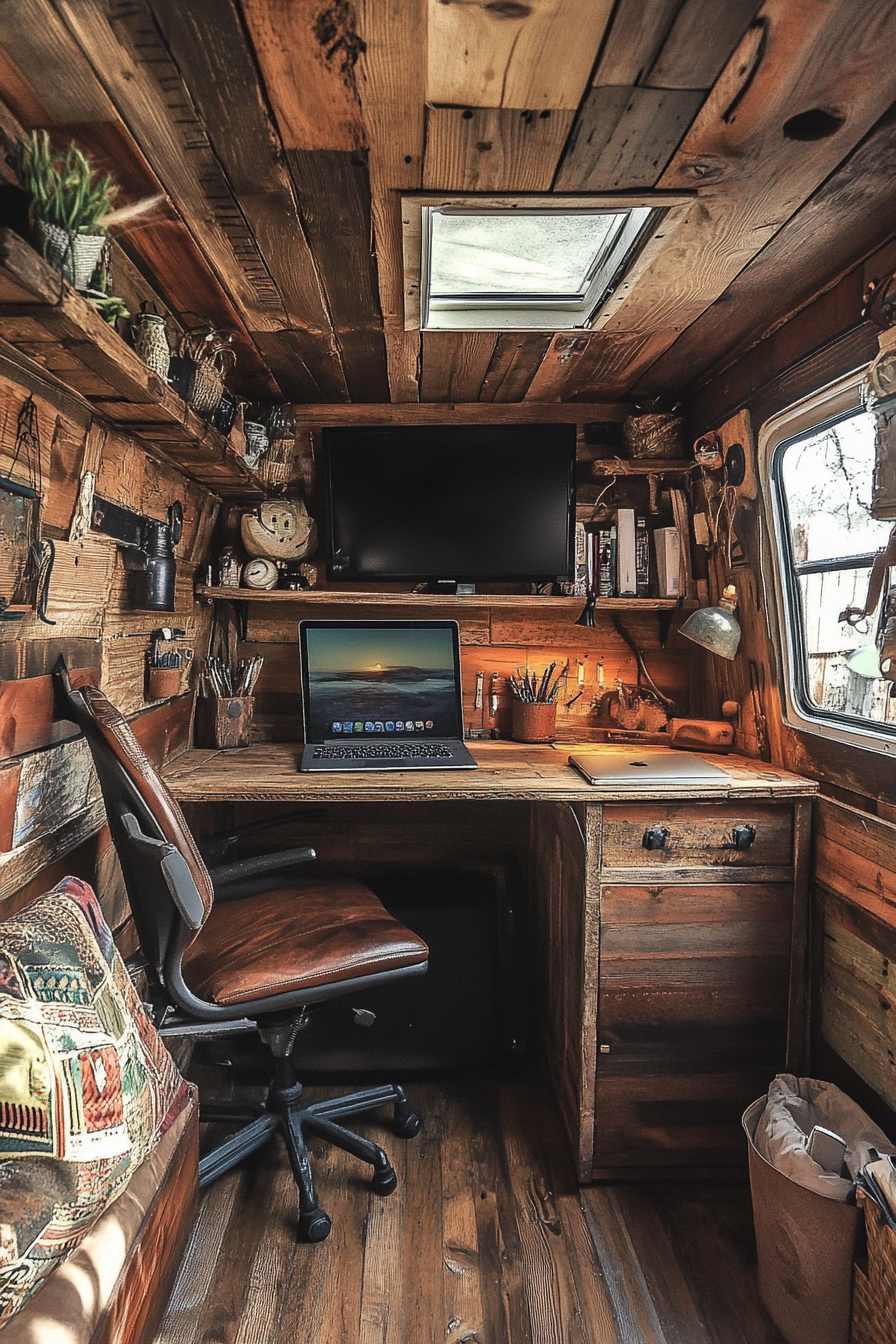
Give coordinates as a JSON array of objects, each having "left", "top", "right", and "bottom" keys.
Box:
[{"left": 240, "top": 499, "right": 317, "bottom": 560}]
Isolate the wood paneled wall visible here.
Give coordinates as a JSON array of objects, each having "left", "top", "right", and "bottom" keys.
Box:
[
  {"left": 0, "top": 349, "right": 218, "bottom": 942},
  {"left": 239, "top": 600, "right": 693, "bottom": 745},
  {"left": 680, "top": 229, "right": 896, "bottom": 1130}
]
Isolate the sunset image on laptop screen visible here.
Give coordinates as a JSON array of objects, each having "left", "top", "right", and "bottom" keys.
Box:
[{"left": 303, "top": 625, "right": 460, "bottom": 742}]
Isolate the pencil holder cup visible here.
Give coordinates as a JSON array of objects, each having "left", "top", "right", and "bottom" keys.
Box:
[
  {"left": 512, "top": 701, "right": 557, "bottom": 743},
  {"left": 196, "top": 695, "right": 254, "bottom": 749},
  {"left": 146, "top": 665, "right": 181, "bottom": 700}
]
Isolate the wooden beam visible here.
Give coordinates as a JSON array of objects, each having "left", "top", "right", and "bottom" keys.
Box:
[
  {"left": 555, "top": 87, "right": 704, "bottom": 191},
  {"left": 640, "top": 107, "right": 896, "bottom": 398},
  {"left": 420, "top": 332, "right": 498, "bottom": 402},
  {"left": 600, "top": 0, "right": 896, "bottom": 353},
  {"left": 424, "top": 107, "right": 575, "bottom": 193},
  {"left": 427, "top": 0, "right": 614, "bottom": 110},
  {"left": 145, "top": 0, "right": 346, "bottom": 389},
  {"left": 478, "top": 334, "right": 553, "bottom": 402},
  {"left": 53, "top": 0, "right": 286, "bottom": 333},
  {"left": 356, "top": 0, "right": 427, "bottom": 403},
  {"left": 590, "top": 0, "right": 684, "bottom": 86},
  {"left": 240, "top": 0, "right": 366, "bottom": 151},
  {"left": 644, "top": 0, "right": 764, "bottom": 90},
  {"left": 285, "top": 149, "right": 390, "bottom": 401},
  {"left": 524, "top": 331, "right": 676, "bottom": 402},
  {"left": 288, "top": 402, "right": 628, "bottom": 426}
]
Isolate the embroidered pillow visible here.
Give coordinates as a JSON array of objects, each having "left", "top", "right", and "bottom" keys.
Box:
[{"left": 0, "top": 877, "right": 188, "bottom": 1320}]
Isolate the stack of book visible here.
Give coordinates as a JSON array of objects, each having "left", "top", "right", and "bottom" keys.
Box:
[{"left": 588, "top": 510, "right": 682, "bottom": 598}]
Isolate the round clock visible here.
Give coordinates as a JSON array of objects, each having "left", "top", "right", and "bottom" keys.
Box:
[{"left": 241, "top": 557, "right": 279, "bottom": 590}]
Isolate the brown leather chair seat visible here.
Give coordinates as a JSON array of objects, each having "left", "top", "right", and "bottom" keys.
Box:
[{"left": 182, "top": 878, "right": 429, "bottom": 1007}]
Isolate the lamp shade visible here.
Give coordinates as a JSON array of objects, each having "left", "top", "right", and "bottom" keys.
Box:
[{"left": 680, "top": 584, "right": 742, "bottom": 660}]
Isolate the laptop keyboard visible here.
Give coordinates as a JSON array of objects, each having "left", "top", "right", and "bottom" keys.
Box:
[{"left": 313, "top": 742, "right": 454, "bottom": 761}]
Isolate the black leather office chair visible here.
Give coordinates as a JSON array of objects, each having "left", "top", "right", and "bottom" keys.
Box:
[{"left": 54, "top": 667, "right": 429, "bottom": 1242}]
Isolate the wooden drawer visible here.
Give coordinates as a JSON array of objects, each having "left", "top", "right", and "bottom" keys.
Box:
[{"left": 601, "top": 802, "right": 793, "bottom": 871}]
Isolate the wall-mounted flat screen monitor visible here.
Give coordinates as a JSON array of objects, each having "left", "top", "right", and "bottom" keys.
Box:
[{"left": 323, "top": 423, "right": 576, "bottom": 582}]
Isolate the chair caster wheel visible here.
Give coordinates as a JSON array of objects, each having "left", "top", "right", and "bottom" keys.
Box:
[
  {"left": 298, "top": 1209, "right": 332, "bottom": 1242},
  {"left": 372, "top": 1165, "right": 398, "bottom": 1196},
  {"left": 393, "top": 1110, "right": 422, "bottom": 1139}
]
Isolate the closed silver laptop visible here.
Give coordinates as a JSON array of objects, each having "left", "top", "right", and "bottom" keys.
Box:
[{"left": 568, "top": 746, "right": 730, "bottom": 788}]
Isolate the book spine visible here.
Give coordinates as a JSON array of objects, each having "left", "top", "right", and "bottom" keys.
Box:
[
  {"left": 635, "top": 514, "right": 650, "bottom": 597},
  {"left": 597, "top": 525, "right": 616, "bottom": 596},
  {"left": 616, "top": 509, "right": 636, "bottom": 597}
]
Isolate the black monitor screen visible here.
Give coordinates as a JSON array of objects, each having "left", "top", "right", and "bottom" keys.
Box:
[{"left": 324, "top": 424, "right": 575, "bottom": 582}]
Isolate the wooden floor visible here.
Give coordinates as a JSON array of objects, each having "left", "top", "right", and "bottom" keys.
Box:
[{"left": 153, "top": 1069, "right": 786, "bottom": 1344}]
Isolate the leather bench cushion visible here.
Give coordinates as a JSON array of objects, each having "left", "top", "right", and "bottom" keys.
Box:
[
  {"left": 0, "top": 1092, "right": 196, "bottom": 1344},
  {"left": 181, "top": 878, "right": 429, "bottom": 1006}
]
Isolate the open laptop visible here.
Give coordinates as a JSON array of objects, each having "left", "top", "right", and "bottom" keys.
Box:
[
  {"left": 568, "top": 746, "right": 731, "bottom": 789},
  {"left": 299, "top": 619, "right": 477, "bottom": 772}
]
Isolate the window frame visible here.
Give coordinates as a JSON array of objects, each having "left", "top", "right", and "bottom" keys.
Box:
[
  {"left": 401, "top": 193, "right": 694, "bottom": 333},
  {"left": 761, "top": 373, "right": 896, "bottom": 756}
]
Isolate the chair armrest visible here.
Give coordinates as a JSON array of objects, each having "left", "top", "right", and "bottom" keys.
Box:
[
  {"left": 120, "top": 812, "right": 206, "bottom": 930},
  {"left": 209, "top": 846, "right": 317, "bottom": 888},
  {"left": 198, "top": 810, "right": 323, "bottom": 865}
]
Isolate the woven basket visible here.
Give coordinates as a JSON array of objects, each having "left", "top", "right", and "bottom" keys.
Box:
[
  {"left": 258, "top": 435, "right": 295, "bottom": 488},
  {"left": 36, "top": 220, "right": 106, "bottom": 291},
  {"left": 623, "top": 413, "right": 684, "bottom": 459},
  {"left": 851, "top": 1188, "right": 896, "bottom": 1344}
]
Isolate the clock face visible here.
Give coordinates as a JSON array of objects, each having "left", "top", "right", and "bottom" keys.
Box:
[{"left": 242, "top": 557, "right": 279, "bottom": 589}]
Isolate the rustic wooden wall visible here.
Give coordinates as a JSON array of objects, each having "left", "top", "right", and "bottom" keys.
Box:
[
  {"left": 0, "top": 349, "right": 218, "bottom": 945},
  {"left": 680, "top": 231, "right": 896, "bottom": 1130},
  {"left": 207, "top": 405, "right": 695, "bottom": 742}
]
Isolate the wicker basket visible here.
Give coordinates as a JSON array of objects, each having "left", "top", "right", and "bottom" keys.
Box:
[
  {"left": 851, "top": 1188, "right": 896, "bottom": 1344},
  {"left": 623, "top": 413, "right": 684, "bottom": 459}
]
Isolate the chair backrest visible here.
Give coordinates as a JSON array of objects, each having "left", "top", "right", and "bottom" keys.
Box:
[{"left": 55, "top": 674, "right": 213, "bottom": 980}]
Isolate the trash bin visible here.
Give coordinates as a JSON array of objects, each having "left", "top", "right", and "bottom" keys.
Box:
[{"left": 743, "top": 1076, "right": 896, "bottom": 1344}]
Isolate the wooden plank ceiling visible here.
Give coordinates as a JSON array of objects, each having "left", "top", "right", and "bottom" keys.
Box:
[{"left": 0, "top": 0, "right": 895, "bottom": 406}]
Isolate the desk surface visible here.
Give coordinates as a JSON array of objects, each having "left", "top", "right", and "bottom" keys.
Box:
[{"left": 163, "top": 742, "right": 818, "bottom": 804}]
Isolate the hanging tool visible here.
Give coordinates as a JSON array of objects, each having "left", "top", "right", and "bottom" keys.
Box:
[
  {"left": 25, "top": 538, "right": 55, "bottom": 625},
  {"left": 489, "top": 672, "right": 500, "bottom": 718},
  {"left": 474, "top": 670, "right": 484, "bottom": 711}
]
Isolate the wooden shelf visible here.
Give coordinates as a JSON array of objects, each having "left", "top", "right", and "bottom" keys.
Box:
[
  {"left": 0, "top": 229, "right": 265, "bottom": 499},
  {"left": 196, "top": 585, "right": 683, "bottom": 611}
]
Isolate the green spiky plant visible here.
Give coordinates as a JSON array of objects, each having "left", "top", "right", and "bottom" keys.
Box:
[
  {"left": 19, "top": 130, "right": 117, "bottom": 234},
  {"left": 86, "top": 295, "right": 130, "bottom": 326}
]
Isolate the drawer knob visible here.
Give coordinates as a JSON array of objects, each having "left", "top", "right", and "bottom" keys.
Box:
[
  {"left": 642, "top": 825, "right": 671, "bottom": 851},
  {"left": 731, "top": 824, "right": 756, "bottom": 850}
]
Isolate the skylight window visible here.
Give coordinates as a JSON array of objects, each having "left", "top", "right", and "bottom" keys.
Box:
[{"left": 408, "top": 200, "right": 660, "bottom": 331}]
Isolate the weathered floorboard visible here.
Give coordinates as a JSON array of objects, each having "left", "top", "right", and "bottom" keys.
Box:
[{"left": 153, "top": 1072, "right": 783, "bottom": 1344}]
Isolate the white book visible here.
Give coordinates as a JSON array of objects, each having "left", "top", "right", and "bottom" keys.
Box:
[
  {"left": 654, "top": 526, "right": 681, "bottom": 597},
  {"left": 616, "top": 509, "right": 636, "bottom": 597}
]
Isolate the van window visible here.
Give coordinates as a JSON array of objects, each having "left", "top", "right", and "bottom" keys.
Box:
[{"left": 773, "top": 406, "right": 895, "bottom": 734}]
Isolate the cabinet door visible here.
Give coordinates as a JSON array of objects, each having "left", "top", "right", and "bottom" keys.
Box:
[{"left": 592, "top": 882, "right": 793, "bottom": 1176}]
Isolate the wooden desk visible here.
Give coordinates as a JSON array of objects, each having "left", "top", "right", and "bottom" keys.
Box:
[
  {"left": 164, "top": 743, "right": 817, "bottom": 1180},
  {"left": 163, "top": 741, "right": 815, "bottom": 804}
]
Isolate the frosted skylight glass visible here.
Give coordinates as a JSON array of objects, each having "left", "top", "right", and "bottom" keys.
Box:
[{"left": 429, "top": 212, "right": 619, "bottom": 296}]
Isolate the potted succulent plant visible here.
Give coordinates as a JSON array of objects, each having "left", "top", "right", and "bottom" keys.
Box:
[
  {"left": 19, "top": 131, "right": 115, "bottom": 291},
  {"left": 18, "top": 131, "right": 160, "bottom": 295}
]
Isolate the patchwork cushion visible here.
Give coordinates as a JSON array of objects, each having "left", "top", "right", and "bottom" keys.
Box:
[{"left": 0, "top": 877, "right": 188, "bottom": 1322}]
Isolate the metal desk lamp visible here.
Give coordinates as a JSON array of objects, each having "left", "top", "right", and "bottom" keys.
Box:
[{"left": 680, "top": 583, "right": 742, "bottom": 660}]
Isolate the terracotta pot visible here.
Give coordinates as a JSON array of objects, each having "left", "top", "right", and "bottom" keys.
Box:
[{"left": 512, "top": 701, "right": 557, "bottom": 743}]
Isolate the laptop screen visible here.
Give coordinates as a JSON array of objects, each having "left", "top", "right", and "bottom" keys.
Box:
[{"left": 300, "top": 620, "right": 465, "bottom": 743}]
